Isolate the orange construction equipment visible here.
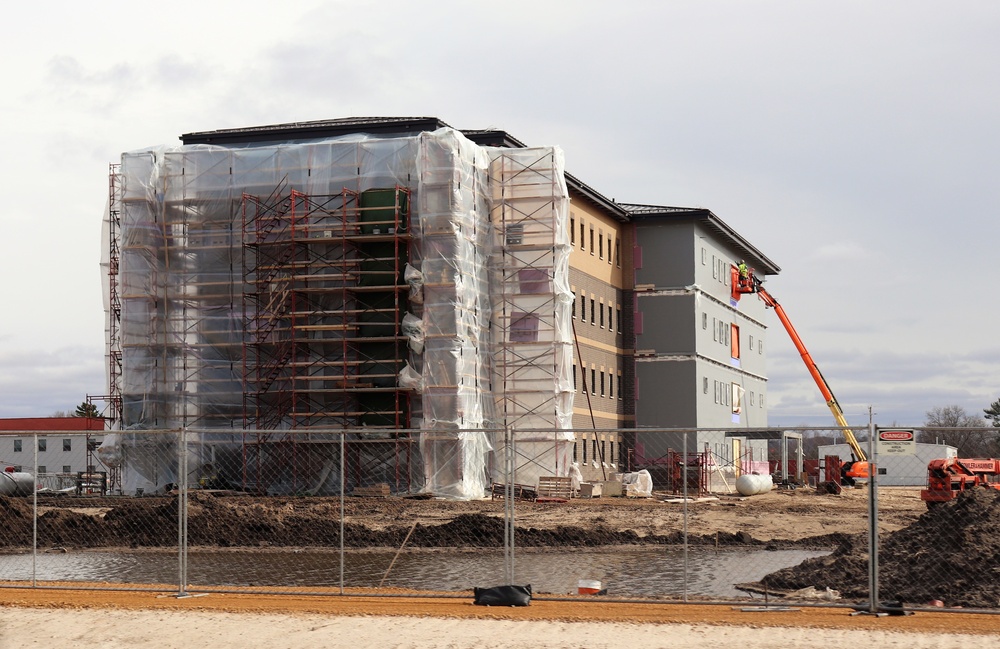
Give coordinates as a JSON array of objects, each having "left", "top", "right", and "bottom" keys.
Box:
[
  {"left": 731, "top": 264, "right": 871, "bottom": 485},
  {"left": 920, "top": 457, "right": 1000, "bottom": 508}
]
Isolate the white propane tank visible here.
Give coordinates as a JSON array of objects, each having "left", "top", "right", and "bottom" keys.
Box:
[
  {"left": 735, "top": 473, "right": 773, "bottom": 496},
  {"left": 0, "top": 469, "right": 35, "bottom": 497}
]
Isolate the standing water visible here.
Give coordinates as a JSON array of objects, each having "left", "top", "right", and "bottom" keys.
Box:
[{"left": 1, "top": 547, "right": 826, "bottom": 598}]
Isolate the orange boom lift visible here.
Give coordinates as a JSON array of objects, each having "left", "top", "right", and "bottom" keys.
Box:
[{"left": 732, "top": 264, "right": 871, "bottom": 485}]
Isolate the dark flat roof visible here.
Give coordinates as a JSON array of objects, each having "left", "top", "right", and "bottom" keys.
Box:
[
  {"left": 181, "top": 116, "right": 450, "bottom": 145},
  {"left": 621, "top": 203, "right": 781, "bottom": 275},
  {"left": 179, "top": 117, "right": 772, "bottom": 255}
]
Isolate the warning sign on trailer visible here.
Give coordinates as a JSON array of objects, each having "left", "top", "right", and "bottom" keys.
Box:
[{"left": 877, "top": 428, "right": 916, "bottom": 456}]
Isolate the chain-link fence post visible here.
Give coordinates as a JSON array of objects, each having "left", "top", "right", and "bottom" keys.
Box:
[
  {"left": 32, "top": 432, "right": 38, "bottom": 587},
  {"left": 177, "top": 427, "right": 189, "bottom": 597},
  {"left": 504, "top": 426, "right": 515, "bottom": 585},
  {"left": 339, "top": 428, "right": 345, "bottom": 595},
  {"left": 866, "top": 420, "right": 879, "bottom": 614},
  {"left": 682, "top": 428, "right": 689, "bottom": 602}
]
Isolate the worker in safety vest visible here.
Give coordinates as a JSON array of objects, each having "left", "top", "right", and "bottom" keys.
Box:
[{"left": 737, "top": 260, "right": 749, "bottom": 288}]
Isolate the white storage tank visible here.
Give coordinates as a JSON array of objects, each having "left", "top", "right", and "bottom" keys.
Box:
[
  {"left": 735, "top": 473, "right": 773, "bottom": 496},
  {"left": 0, "top": 468, "right": 34, "bottom": 496}
]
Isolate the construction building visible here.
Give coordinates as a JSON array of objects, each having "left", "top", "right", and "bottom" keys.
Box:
[{"left": 99, "top": 117, "right": 778, "bottom": 497}]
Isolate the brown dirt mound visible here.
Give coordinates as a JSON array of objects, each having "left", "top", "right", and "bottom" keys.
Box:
[
  {"left": 756, "top": 487, "right": 1000, "bottom": 608},
  {"left": 0, "top": 494, "right": 794, "bottom": 550}
]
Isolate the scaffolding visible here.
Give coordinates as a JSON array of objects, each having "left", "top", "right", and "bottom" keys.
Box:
[
  {"left": 240, "top": 186, "right": 414, "bottom": 493},
  {"left": 102, "top": 128, "right": 571, "bottom": 499},
  {"left": 490, "top": 148, "right": 574, "bottom": 486}
]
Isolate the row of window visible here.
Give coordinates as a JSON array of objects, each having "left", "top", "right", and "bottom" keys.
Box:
[
  {"left": 570, "top": 215, "right": 622, "bottom": 268},
  {"left": 11, "top": 438, "right": 73, "bottom": 452},
  {"left": 573, "top": 292, "right": 623, "bottom": 334},
  {"left": 572, "top": 365, "right": 623, "bottom": 400},
  {"left": 703, "top": 249, "right": 732, "bottom": 287},
  {"left": 573, "top": 438, "right": 616, "bottom": 465},
  {"left": 703, "top": 378, "right": 765, "bottom": 409},
  {"left": 702, "top": 313, "right": 763, "bottom": 358}
]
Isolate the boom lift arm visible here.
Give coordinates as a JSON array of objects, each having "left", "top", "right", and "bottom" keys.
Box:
[{"left": 732, "top": 265, "right": 870, "bottom": 483}]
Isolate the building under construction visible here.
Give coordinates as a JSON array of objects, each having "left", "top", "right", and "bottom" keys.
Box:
[
  {"left": 100, "top": 116, "right": 781, "bottom": 499},
  {"left": 101, "top": 122, "right": 574, "bottom": 498}
]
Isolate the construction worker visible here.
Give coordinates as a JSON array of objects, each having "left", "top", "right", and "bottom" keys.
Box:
[{"left": 737, "top": 260, "right": 749, "bottom": 289}]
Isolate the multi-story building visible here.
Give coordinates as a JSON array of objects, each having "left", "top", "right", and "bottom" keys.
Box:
[
  {"left": 102, "top": 117, "right": 776, "bottom": 495},
  {"left": 624, "top": 206, "right": 779, "bottom": 468}
]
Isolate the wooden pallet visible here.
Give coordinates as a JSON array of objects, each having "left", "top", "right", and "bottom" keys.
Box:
[
  {"left": 352, "top": 483, "right": 391, "bottom": 498},
  {"left": 537, "top": 476, "right": 573, "bottom": 500},
  {"left": 491, "top": 483, "right": 537, "bottom": 501}
]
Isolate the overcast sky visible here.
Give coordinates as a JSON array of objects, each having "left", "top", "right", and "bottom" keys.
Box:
[{"left": 0, "top": 0, "right": 996, "bottom": 428}]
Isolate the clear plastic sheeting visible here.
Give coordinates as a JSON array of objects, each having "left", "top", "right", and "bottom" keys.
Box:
[
  {"left": 488, "top": 148, "right": 574, "bottom": 487},
  {"left": 105, "top": 127, "right": 572, "bottom": 499}
]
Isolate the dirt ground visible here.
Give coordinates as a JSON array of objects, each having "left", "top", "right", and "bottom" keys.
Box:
[
  {"left": 750, "top": 487, "right": 1000, "bottom": 609},
  {"left": 5, "top": 486, "right": 1000, "bottom": 641},
  {"left": 0, "top": 484, "right": 927, "bottom": 550},
  {"left": 2, "top": 583, "right": 1000, "bottom": 648}
]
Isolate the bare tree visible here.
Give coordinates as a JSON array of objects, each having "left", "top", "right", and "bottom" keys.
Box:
[{"left": 920, "top": 405, "right": 995, "bottom": 456}]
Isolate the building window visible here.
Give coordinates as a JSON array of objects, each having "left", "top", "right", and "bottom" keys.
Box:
[
  {"left": 601, "top": 440, "right": 606, "bottom": 463},
  {"left": 712, "top": 255, "right": 717, "bottom": 279},
  {"left": 38, "top": 439, "right": 46, "bottom": 452},
  {"left": 759, "top": 340, "right": 764, "bottom": 355},
  {"left": 731, "top": 324, "right": 740, "bottom": 359},
  {"left": 749, "top": 391, "right": 755, "bottom": 406},
  {"left": 62, "top": 465, "right": 71, "bottom": 474},
  {"left": 580, "top": 222, "right": 585, "bottom": 249},
  {"left": 38, "top": 465, "right": 47, "bottom": 474},
  {"left": 618, "top": 372, "right": 623, "bottom": 400},
  {"left": 610, "top": 238, "right": 614, "bottom": 265},
  {"left": 599, "top": 302, "right": 605, "bottom": 328},
  {"left": 600, "top": 371, "right": 605, "bottom": 397},
  {"left": 13, "top": 439, "right": 21, "bottom": 452},
  {"left": 713, "top": 318, "right": 718, "bottom": 341},
  {"left": 570, "top": 217, "right": 575, "bottom": 244},
  {"left": 609, "top": 373, "right": 614, "bottom": 399},
  {"left": 749, "top": 334, "right": 754, "bottom": 350},
  {"left": 616, "top": 306, "right": 622, "bottom": 334},
  {"left": 701, "top": 247, "right": 707, "bottom": 265},
  {"left": 589, "top": 227, "right": 595, "bottom": 254},
  {"left": 703, "top": 377, "right": 709, "bottom": 394},
  {"left": 572, "top": 292, "right": 576, "bottom": 318},
  {"left": 608, "top": 304, "right": 614, "bottom": 332},
  {"left": 590, "top": 298, "right": 595, "bottom": 325},
  {"left": 580, "top": 294, "right": 586, "bottom": 321},
  {"left": 599, "top": 232, "right": 604, "bottom": 259},
  {"left": 592, "top": 439, "right": 598, "bottom": 461},
  {"left": 63, "top": 439, "right": 72, "bottom": 452},
  {"left": 573, "top": 364, "right": 577, "bottom": 391},
  {"left": 609, "top": 441, "right": 615, "bottom": 463},
  {"left": 583, "top": 437, "right": 587, "bottom": 462},
  {"left": 702, "top": 313, "right": 708, "bottom": 330},
  {"left": 573, "top": 442, "right": 578, "bottom": 462},
  {"left": 591, "top": 369, "right": 596, "bottom": 395},
  {"left": 713, "top": 380, "right": 719, "bottom": 404}
]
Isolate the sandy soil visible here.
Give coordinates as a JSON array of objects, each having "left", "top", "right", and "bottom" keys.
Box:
[{"left": 2, "top": 585, "right": 999, "bottom": 649}]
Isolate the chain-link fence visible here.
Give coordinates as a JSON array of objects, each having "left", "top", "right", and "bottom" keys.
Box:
[{"left": 2, "top": 425, "right": 999, "bottom": 611}]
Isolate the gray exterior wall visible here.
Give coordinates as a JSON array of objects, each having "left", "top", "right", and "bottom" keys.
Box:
[{"left": 632, "top": 218, "right": 772, "bottom": 461}]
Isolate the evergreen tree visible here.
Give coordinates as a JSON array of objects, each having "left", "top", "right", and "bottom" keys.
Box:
[
  {"left": 985, "top": 398, "right": 1000, "bottom": 428},
  {"left": 74, "top": 401, "right": 99, "bottom": 418}
]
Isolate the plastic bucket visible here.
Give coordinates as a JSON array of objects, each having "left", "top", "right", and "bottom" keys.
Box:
[{"left": 578, "top": 579, "right": 601, "bottom": 595}]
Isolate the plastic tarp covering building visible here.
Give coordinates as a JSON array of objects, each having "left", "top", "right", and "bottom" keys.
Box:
[{"left": 102, "top": 127, "right": 571, "bottom": 499}]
